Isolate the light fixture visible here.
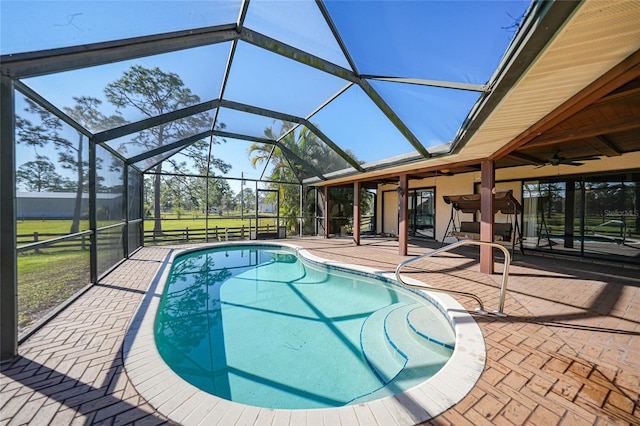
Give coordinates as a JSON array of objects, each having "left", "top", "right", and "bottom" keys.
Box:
[{"left": 396, "top": 186, "right": 404, "bottom": 197}]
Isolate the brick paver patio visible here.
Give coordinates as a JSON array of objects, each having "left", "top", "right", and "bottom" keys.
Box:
[{"left": 1, "top": 237, "right": 639, "bottom": 425}]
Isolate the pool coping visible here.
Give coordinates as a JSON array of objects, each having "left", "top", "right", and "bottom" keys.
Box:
[{"left": 123, "top": 241, "right": 486, "bottom": 425}]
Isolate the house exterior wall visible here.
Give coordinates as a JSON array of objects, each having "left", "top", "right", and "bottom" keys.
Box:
[{"left": 374, "top": 151, "right": 640, "bottom": 245}]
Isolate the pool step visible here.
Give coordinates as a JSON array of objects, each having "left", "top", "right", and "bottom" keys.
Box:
[
  {"left": 407, "top": 304, "right": 455, "bottom": 351},
  {"left": 354, "top": 302, "right": 454, "bottom": 404},
  {"left": 359, "top": 303, "right": 406, "bottom": 384}
]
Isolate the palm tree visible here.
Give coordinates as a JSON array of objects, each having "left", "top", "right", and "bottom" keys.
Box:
[{"left": 248, "top": 121, "right": 358, "bottom": 235}]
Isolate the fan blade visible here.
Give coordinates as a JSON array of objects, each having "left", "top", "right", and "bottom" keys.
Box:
[{"left": 571, "top": 156, "right": 600, "bottom": 161}]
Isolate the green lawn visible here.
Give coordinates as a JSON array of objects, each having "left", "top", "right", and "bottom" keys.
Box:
[
  {"left": 17, "top": 219, "right": 89, "bottom": 236},
  {"left": 17, "top": 249, "right": 90, "bottom": 329},
  {"left": 17, "top": 212, "right": 276, "bottom": 241}
]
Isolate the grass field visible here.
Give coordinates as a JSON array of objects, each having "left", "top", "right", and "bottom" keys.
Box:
[
  {"left": 18, "top": 248, "right": 90, "bottom": 330},
  {"left": 17, "top": 212, "right": 275, "bottom": 239}
]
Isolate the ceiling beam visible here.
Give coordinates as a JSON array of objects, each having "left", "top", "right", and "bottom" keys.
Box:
[
  {"left": 1, "top": 24, "right": 238, "bottom": 79},
  {"left": 125, "top": 131, "right": 212, "bottom": 165},
  {"left": 315, "top": 0, "right": 360, "bottom": 75},
  {"left": 238, "top": 28, "right": 429, "bottom": 160},
  {"left": 363, "top": 76, "right": 487, "bottom": 93},
  {"left": 220, "top": 99, "right": 302, "bottom": 124},
  {"left": 219, "top": 99, "right": 364, "bottom": 173},
  {"left": 211, "top": 130, "right": 328, "bottom": 181},
  {"left": 94, "top": 100, "right": 220, "bottom": 143},
  {"left": 329, "top": 158, "right": 484, "bottom": 186},
  {"left": 593, "top": 85, "right": 640, "bottom": 106},
  {"left": 304, "top": 122, "right": 365, "bottom": 172},
  {"left": 582, "top": 136, "right": 622, "bottom": 157},
  {"left": 357, "top": 79, "right": 430, "bottom": 158},
  {"left": 524, "top": 115, "right": 640, "bottom": 148},
  {"left": 506, "top": 152, "right": 545, "bottom": 165},
  {"left": 239, "top": 28, "right": 358, "bottom": 84}
]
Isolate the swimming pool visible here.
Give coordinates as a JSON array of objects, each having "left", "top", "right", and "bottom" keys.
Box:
[
  {"left": 124, "top": 242, "right": 486, "bottom": 425},
  {"left": 155, "top": 244, "right": 454, "bottom": 409}
]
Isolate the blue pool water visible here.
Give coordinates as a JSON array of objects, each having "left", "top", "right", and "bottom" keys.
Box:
[{"left": 155, "top": 245, "right": 454, "bottom": 409}]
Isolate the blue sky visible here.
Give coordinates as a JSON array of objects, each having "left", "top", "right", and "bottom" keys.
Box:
[{"left": 5, "top": 0, "right": 531, "bottom": 194}]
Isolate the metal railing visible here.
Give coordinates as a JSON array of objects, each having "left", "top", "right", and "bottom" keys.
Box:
[{"left": 395, "top": 239, "right": 512, "bottom": 316}]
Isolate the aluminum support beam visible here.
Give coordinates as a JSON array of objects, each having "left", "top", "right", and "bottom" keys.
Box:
[
  {"left": 125, "top": 131, "right": 212, "bottom": 166},
  {"left": 219, "top": 100, "right": 363, "bottom": 172},
  {"left": 0, "top": 75, "right": 17, "bottom": 358},
  {"left": 211, "top": 130, "right": 327, "bottom": 181},
  {"left": 358, "top": 79, "right": 429, "bottom": 158},
  {"left": 398, "top": 174, "right": 409, "bottom": 256},
  {"left": 239, "top": 28, "right": 358, "bottom": 84},
  {"left": 94, "top": 100, "right": 219, "bottom": 143},
  {"left": 1, "top": 25, "right": 238, "bottom": 79},
  {"left": 14, "top": 80, "right": 93, "bottom": 138},
  {"left": 89, "top": 140, "right": 98, "bottom": 283},
  {"left": 363, "top": 76, "right": 488, "bottom": 93},
  {"left": 123, "top": 165, "right": 129, "bottom": 257},
  {"left": 304, "top": 123, "right": 364, "bottom": 172},
  {"left": 238, "top": 28, "right": 428, "bottom": 160},
  {"left": 315, "top": 0, "right": 361, "bottom": 75}
]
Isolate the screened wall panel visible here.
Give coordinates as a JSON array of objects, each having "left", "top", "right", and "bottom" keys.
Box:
[
  {"left": 1, "top": 2, "right": 241, "bottom": 54},
  {"left": 96, "top": 145, "right": 125, "bottom": 228},
  {"left": 224, "top": 41, "right": 347, "bottom": 117},
  {"left": 17, "top": 235, "right": 91, "bottom": 334},
  {"left": 368, "top": 80, "right": 481, "bottom": 149},
  {"left": 128, "top": 168, "right": 143, "bottom": 221},
  {"left": 128, "top": 221, "right": 143, "bottom": 256},
  {"left": 310, "top": 85, "right": 417, "bottom": 163},
  {"left": 96, "top": 225, "right": 126, "bottom": 277},
  {"left": 15, "top": 91, "right": 91, "bottom": 235}
]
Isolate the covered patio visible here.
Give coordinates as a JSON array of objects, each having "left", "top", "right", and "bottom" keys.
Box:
[{"left": 1, "top": 238, "right": 639, "bottom": 424}]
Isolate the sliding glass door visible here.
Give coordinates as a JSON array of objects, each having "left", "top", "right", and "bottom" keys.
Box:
[
  {"left": 523, "top": 173, "right": 640, "bottom": 264},
  {"left": 408, "top": 188, "right": 435, "bottom": 239}
]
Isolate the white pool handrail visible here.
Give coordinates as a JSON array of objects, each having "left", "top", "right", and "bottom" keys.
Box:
[{"left": 395, "top": 239, "right": 512, "bottom": 317}]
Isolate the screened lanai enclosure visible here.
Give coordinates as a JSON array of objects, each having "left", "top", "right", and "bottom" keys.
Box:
[{"left": 1, "top": 0, "right": 570, "bottom": 357}]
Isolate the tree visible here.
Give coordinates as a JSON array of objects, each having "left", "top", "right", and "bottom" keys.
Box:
[
  {"left": 63, "top": 96, "right": 126, "bottom": 233},
  {"left": 16, "top": 98, "right": 118, "bottom": 232},
  {"left": 248, "top": 121, "right": 357, "bottom": 234},
  {"left": 16, "top": 157, "right": 63, "bottom": 192},
  {"left": 105, "top": 65, "right": 230, "bottom": 236},
  {"left": 208, "top": 178, "right": 232, "bottom": 213},
  {"left": 235, "top": 187, "right": 256, "bottom": 213}
]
